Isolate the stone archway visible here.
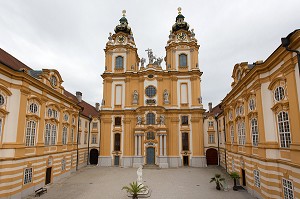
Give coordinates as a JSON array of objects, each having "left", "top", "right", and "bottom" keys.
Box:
[{"left": 206, "top": 148, "right": 218, "bottom": 165}]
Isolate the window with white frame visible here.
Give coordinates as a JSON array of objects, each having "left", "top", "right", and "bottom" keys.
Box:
[
  {"left": 208, "top": 121, "right": 214, "bottom": 127},
  {"left": 29, "top": 102, "right": 38, "bottom": 114},
  {"left": 115, "top": 56, "right": 124, "bottom": 69},
  {"left": 64, "top": 114, "right": 69, "bottom": 122},
  {"left": 92, "top": 122, "right": 97, "bottom": 129},
  {"left": 232, "top": 160, "right": 235, "bottom": 171},
  {"left": 254, "top": 170, "right": 260, "bottom": 188},
  {"left": 229, "top": 110, "right": 233, "bottom": 121},
  {"left": 62, "top": 127, "right": 67, "bottom": 145},
  {"left": 239, "top": 105, "right": 244, "bottom": 115},
  {"left": 179, "top": 54, "right": 187, "bottom": 67},
  {"left": 209, "top": 134, "right": 215, "bottom": 144},
  {"left": 47, "top": 108, "right": 52, "bottom": 118},
  {"left": 25, "top": 121, "right": 36, "bottom": 146},
  {"left": 219, "top": 132, "right": 222, "bottom": 144},
  {"left": 274, "top": 86, "right": 285, "bottom": 102},
  {"left": 24, "top": 168, "right": 32, "bottom": 184},
  {"left": 251, "top": 118, "right": 259, "bottom": 146},
  {"left": 235, "top": 106, "right": 239, "bottom": 116},
  {"left": 278, "top": 111, "right": 291, "bottom": 148},
  {"left": 249, "top": 98, "right": 256, "bottom": 111},
  {"left": 146, "top": 113, "right": 155, "bottom": 125},
  {"left": 44, "top": 123, "right": 57, "bottom": 145},
  {"left": 230, "top": 125, "right": 234, "bottom": 144},
  {"left": 61, "top": 159, "right": 66, "bottom": 171},
  {"left": 92, "top": 134, "right": 97, "bottom": 144},
  {"left": 53, "top": 109, "right": 58, "bottom": 119},
  {"left": 283, "top": 178, "right": 294, "bottom": 199},
  {"left": 238, "top": 122, "right": 245, "bottom": 145},
  {"left": 78, "top": 132, "right": 81, "bottom": 144}
]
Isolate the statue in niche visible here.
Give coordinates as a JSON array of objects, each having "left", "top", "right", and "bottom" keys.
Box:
[
  {"left": 163, "top": 89, "right": 169, "bottom": 104},
  {"left": 160, "top": 115, "right": 165, "bottom": 125},
  {"left": 133, "top": 90, "right": 138, "bottom": 104},
  {"left": 137, "top": 115, "right": 142, "bottom": 125}
]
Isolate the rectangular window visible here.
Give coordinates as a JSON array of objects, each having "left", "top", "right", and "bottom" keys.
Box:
[
  {"left": 209, "top": 134, "right": 215, "bottom": 144},
  {"left": 180, "top": 83, "right": 188, "bottom": 104},
  {"left": 25, "top": 121, "right": 36, "bottom": 146},
  {"left": 114, "top": 133, "right": 121, "bottom": 151},
  {"left": 115, "top": 85, "right": 122, "bottom": 105},
  {"left": 92, "top": 122, "right": 98, "bottom": 129},
  {"left": 146, "top": 132, "right": 155, "bottom": 140},
  {"left": 232, "top": 160, "right": 235, "bottom": 172},
  {"left": 91, "top": 134, "right": 97, "bottom": 144},
  {"left": 61, "top": 159, "right": 66, "bottom": 171},
  {"left": 208, "top": 121, "right": 214, "bottom": 127},
  {"left": 278, "top": 111, "right": 291, "bottom": 148},
  {"left": 283, "top": 178, "right": 294, "bottom": 199},
  {"left": 115, "top": 117, "right": 121, "bottom": 126},
  {"left": 179, "top": 54, "right": 187, "bottom": 67},
  {"left": 182, "top": 133, "right": 189, "bottom": 151},
  {"left": 24, "top": 168, "right": 33, "bottom": 184},
  {"left": 238, "top": 122, "right": 245, "bottom": 145},
  {"left": 251, "top": 118, "right": 259, "bottom": 146},
  {"left": 78, "top": 133, "right": 81, "bottom": 144},
  {"left": 219, "top": 132, "right": 222, "bottom": 144},
  {"left": 71, "top": 128, "right": 74, "bottom": 144},
  {"left": 62, "top": 127, "right": 67, "bottom": 145},
  {"left": 254, "top": 170, "right": 260, "bottom": 188},
  {"left": 181, "top": 116, "right": 188, "bottom": 125},
  {"left": 84, "top": 133, "right": 87, "bottom": 144}
]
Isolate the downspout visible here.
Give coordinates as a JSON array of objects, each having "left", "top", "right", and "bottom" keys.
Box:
[
  {"left": 223, "top": 116, "right": 227, "bottom": 172},
  {"left": 215, "top": 114, "right": 220, "bottom": 166},
  {"left": 87, "top": 115, "right": 92, "bottom": 165}
]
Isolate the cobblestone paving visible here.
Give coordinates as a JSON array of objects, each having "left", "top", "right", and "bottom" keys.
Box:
[{"left": 25, "top": 166, "right": 255, "bottom": 199}]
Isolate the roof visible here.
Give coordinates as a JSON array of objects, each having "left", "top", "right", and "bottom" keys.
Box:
[
  {"left": 0, "top": 48, "right": 99, "bottom": 118},
  {"left": 64, "top": 90, "right": 99, "bottom": 118},
  {"left": 204, "top": 103, "right": 223, "bottom": 117},
  {"left": 0, "top": 48, "right": 32, "bottom": 71}
]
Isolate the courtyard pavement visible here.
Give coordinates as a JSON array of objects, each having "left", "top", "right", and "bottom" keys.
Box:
[{"left": 25, "top": 166, "right": 255, "bottom": 199}]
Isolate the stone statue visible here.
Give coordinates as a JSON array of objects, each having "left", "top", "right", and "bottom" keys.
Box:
[
  {"left": 163, "top": 89, "right": 169, "bottom": 104},
  {"left": 145, "top": 48, "right": 155, "bottom": 64},
  {"left": 141, "top": 58, "right": 146, "bottom": 67},
  {"left": 137, "top": 115, "right": 142, "bottom": 125},
  {"left": 156, "top": 57, "right": 163, "bottom": 66},
  {"left": 160, "top": 115, "right": 165, "bottom": 125},
  {"left": 137, "top": 165, "right": 143, "bottom": 186},
  {"left": 108, "top": 32, "right": 113, "bottom": 44},
  {"left": 133, "top": 90, "right": 138, "bottom": 104}
]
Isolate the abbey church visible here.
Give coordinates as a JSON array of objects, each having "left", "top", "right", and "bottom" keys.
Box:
[
  {"left": 99, "top": 9, "right": 205, "bottom": 168},
  {"left": 0, "top": 7, "right": 300, "bottom": 199}
]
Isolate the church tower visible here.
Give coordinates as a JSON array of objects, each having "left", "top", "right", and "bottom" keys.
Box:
[{"left": 99, "top": 9, "right": 205, "bottom": 168}]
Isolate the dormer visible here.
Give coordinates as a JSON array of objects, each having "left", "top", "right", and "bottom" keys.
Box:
[{"left": 41, "top": 69, "right": 64, "bottom": 94}]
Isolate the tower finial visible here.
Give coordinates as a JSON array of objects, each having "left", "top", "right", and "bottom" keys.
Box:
[
  {"left": 122, "top": 10, "right": 126, "bottom": 17},
  {"left": 177, "top": 7, "right": 182, "bottom": 14}
]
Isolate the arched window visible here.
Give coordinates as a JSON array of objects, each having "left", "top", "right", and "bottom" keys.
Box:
[
  {"left": 274, "top": 86, "right": 285, "bottom": 102},
  {"left": 249, "top": 98, "right": 256, "bottom": 111},
  {"left": 179, "top": 54, "right": 187, "bottom": 67},
  {"left": 62, "top": 127, "right": 68, "bottom": 145},
  {"left": 29, "top": 103, "right": 38, "bottom": 114},
  {"left": 0, "top": 94, "right": 5, "bottom": 106},
  {"left": 114, "top": 133, "right": 121, "bottom": 151},
  {"left": 25, "top": 121, "right": 36, "bottom": 146},
  {"left": 238, "top": 122, "right": 245, "bottom": 145},
  {"left": 115, "top": 56, "right": 124, "bottom": 69},
  {"left": 251, "top": 118, "right": 258, "bottom": 146},
  {"left": 51, "top": 125, "right": 57, "bottom": 145},
  {"left": 45, "top": 123, "right": 57, "bottom": 146},
  {"left": 277, "top": 111, "right": 291, "bottom": 148},
  {"left": 146, "top": 113, "right": 155, "bottom": 125}
]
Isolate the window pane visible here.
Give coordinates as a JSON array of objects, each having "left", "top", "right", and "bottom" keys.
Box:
[
  {"left": 115, "top": 56, "right": 123, "bottom": 69},
  {"left": 179, "top": 54, "right": 187, "bottom": 67},
  {"left": 114, "top": 133, "right": 121, "bottom": 151},
  {"left": 182, "top": 133, "right": 189, "bottom": 150}
]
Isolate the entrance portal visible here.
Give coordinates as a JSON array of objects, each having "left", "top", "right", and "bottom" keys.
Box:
[
  {"left": 146, "top": 147, "right": 155, "bottom": 165},
  {"left": 183, "top": 156, "right": 189, "bottom": 166},
  {"left": 45, "top": 167, "right": 52, "bottom": 185},
  {"left": 242, "top": 169, "right": 246, "bottom": 186},
  {"left": 89, "top": 149, "right": 99, "bottom": 165},
  {"left": 206, "top": 148, "right": 218, "bottom": 165},
  {"left": 114, "top": 155, "right": 119, "bottom": 166}
]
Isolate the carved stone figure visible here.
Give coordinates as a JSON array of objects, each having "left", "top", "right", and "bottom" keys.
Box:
[
  {"left": 137, "top": 165, "right": 143, "bottom": 186},
  {"left": 141, "top": 58, "right": 146, "bottom": 67},
  {"left": 133, "top": 90, "right": 138, "bottom": 104},
  {"left": 137, "top": 115, "right": 142, "bottom": 125},
  {"left": 163, "top": 89, "right": 169, "bottom": 104},
  {"left": 145, "top": 48, "right": 155, "bottom": 64},
  {"left": 160, "top": 115, "right": 165, "bottom": 125},
  {"left": 156, "top": 57, "right": 163, "bottom": 66}
]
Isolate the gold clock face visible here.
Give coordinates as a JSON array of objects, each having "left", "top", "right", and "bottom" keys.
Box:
[
  {"left": 117, "top": 35, "right": 125, "bottom": 43},
  {"left": 177, "top": 32, "right": 187, "bottom": 41}
]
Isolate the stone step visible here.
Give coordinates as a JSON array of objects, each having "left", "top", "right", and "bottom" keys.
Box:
[{"left": 143, "top": 165, "right": 160, "bottom": 169}]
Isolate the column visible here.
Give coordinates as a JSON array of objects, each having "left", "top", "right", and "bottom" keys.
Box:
[
  {"left": 160, "top": 135, "right": 163, "bottom": 156},
  {"left": 138, "top": 135, "right": 142, "bottom": 156},
  {"left": 164, "top": 135, "right": 167, "bottom": 156},
  {"left": 135, "top": 135, "right": 137, "bottom": 156}
]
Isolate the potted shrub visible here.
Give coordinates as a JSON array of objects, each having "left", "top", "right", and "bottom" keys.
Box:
[
  {"left": 122, "top": 181, "right": 148, "bottom": 199},
  {"left": 210, "top": 174, "right": 225, "bottom": 190},
  {"left": 229, "top": 172, "right": 240, "bottom": 191}
]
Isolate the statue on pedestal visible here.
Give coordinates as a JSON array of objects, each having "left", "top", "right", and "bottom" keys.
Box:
[
  {"left": 137, "top": 165, "right": 143, "bottom": 186},
  {"left": 137, "top": 115, "right": 142, "bottom": 125},
  {"left": 160, "top": 115, "right": 165, "bottom": 125},
  {"left": 133, "top": 90, "right": 138, "bottom": 104}
]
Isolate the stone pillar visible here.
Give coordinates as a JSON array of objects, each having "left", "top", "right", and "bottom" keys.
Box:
[
  {"left": 163, "top": 135, "right": 167, "bottom": 156},
  {"left": 135, "top": 135, "right": 138, "bottom": 156},
  {"left": 138, "top": 135, "right": 142, "bottom": 156},
  {"left": 160, "top": 135, "right": 163, "bottom": 156}
]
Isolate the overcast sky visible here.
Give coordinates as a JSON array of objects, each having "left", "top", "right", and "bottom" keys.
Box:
[{"left": 1, "top": 0, "right": 299, "bottom": 109}]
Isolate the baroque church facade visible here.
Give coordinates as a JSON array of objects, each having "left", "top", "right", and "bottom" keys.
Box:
[{"left": 99, "top": 9, "right": 206, "bottom": 168}]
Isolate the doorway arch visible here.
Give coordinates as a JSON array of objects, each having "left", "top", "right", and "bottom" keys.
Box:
[
  {"left": 206, "top": 148, "right": 218, "bottom": 165},
  {"left": 146, "top": 147, "right": 155, "bottom": 165},
  {"left": 89, "top": 148, "right": 99, "bottom": 165}
]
